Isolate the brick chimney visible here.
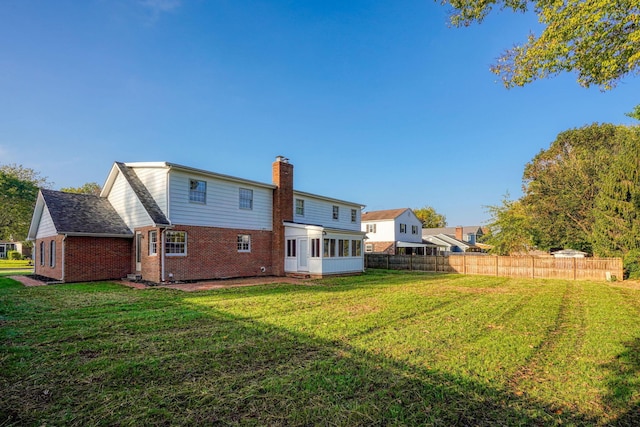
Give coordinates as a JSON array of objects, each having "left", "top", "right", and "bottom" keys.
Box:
[
  {"left": 455, "top": 226, "right": 463, "bottom": 241},
  {"left": 272, "top": 156, "right": 293, "bottom": 276}
]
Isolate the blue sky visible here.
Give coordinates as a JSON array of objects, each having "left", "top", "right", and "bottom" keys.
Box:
[{"left": 1, "top": 0, "right": 638, "bottom": 226}]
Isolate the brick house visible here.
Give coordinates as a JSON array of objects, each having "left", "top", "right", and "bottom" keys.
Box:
[{"left": 27, "top": 157, "right": 365, "bottom": 283}]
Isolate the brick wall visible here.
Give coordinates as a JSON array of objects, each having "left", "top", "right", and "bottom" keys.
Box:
[
  {"left": 33, "top": 235, "right": 65, "bottom": 280},
  {"left": 161, "top": 225, "right": 274, "bottom": 282},
  {"left": 64, "top": 236, "right": 132, "bottom": 282},
  {"left": 33, "top": 235, "right": 132, "bottom": 282},
  {"left": 369, "top": 241, "right": 396, "bottom": 254}
]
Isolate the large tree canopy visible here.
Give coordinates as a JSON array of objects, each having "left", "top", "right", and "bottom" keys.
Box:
[
  {"left": 412, "top": 206, "right": 447, "bottom": 228},
  {"left": 61, "top": 182, "right": 102, "bottom": 196},
  {"left": 443, "top": 0, "right": 640, "bottom": 89},
  {"left": 0, "top": 164, "right": 51, "bottom": 241},
  {"left": 484, "top": 195, "right": 534, "bottom": 255}
]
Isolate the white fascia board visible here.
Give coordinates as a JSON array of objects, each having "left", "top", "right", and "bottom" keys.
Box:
[
  {"left": 99, "top": 163, "right": 123, "bottom": 198},
  {"left": 293, "top": 190, "right": 365, "bottom": 209},
  {"left": 283, "top": 221, "right": 367, "bottom": 236},
  {"left": 26, "top": 191, "right": 47, "bottom": 241}
]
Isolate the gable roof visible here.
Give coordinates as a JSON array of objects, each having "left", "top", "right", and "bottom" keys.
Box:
[
  {"left": 422, "top": 226, "right": 483, "bottom": 236},
  {"left": 113, "top": 162, "right": 171, "bottom": 226},
  {"left": 362, "top": 208, "right": 410, "bottom": 222},
  {"left": 31, "top": 189, "right": 133, "bottom": 238}
]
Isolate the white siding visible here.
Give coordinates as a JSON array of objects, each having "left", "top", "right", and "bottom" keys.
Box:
[
  {"left": 131, "top": 166, "right": 168, "bottom": 215},
  {"left": 362, "top": 211, "right": 423, "bottom": 243},
  {"left": 293, "top": 193, "right": 361, "bottom": 231},
  {"left": 35, "top": 207, "right": 57, "bottom": 239},
  {"left": 108, "top": 172, "right": 153, "bottom": 229},
  {"left": 362, "top": 220, "right": 396, "bottom": 242},
  {"left": 168, "top": 170, "right": 272, "bottom": 230},
  {"left": 396, "top": 209, "right": 424, "bottom": 243}
]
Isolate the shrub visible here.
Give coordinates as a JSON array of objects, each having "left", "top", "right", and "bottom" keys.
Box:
[
  {"left": 7, "top": 250, "right": 23, "bottom": 260},
  {"left": 623, "top": 249, "right": 640, "bottom": 279}
]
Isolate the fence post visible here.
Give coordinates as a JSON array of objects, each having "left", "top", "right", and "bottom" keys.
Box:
[
  {"left": 463, "top": 254, "right": 467, "bottom": 275},
  {"left": 495, "top": 256, "right": 499, "bottom": 276},
  {"left": 573, "top": 257, "right": 577, "bottom": 280},
  {"left": 410, "top": 254, "right": 413, "bottom": 271},
  {"left": 386, "top": 254, "right": 389, "bottom": 270},
  {"left": 531, "top": 256, "right": 535, "bottom": 279}
]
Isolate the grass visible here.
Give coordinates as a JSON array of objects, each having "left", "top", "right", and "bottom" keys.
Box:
[
  {"left": 0, "top": 259, "right": 33, "bottom": 276},
  {"left": 2, "top": 270, "right": 640, "bottom": 426}
]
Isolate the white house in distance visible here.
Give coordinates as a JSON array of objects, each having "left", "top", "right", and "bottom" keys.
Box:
[
  {"left": 27, "top": 156, "right": 366, "bottom": 283},
  {"left": 422, "top": 226, "right": 484, "bottom": 254},
  {"left": 361, "top": 208, "right": 437, "bottom": 255}
]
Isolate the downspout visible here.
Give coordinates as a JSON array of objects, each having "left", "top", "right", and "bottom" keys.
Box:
[{"left": 161, "top": 228, "right": 166, "bottom": 282}]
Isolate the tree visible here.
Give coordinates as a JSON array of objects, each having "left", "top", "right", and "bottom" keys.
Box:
[
  {"left": 61, "top": 182, "right": 102, "bottom": 196},
  {"left": 413, "top": 206, "right": 447, "bottom": 228},
  {"left": 483, "top": 195, "right": 534, "bottom": 255},
  {"left": 592, "top": 127, "right": 640, "bottom": 257},
  {"left": 521, "top": 123, "right": 626, "bottom": 252},
  {"left": 0, "top": 164, "right": 51, "bottom": 241},
  {"left": 442, "top": 0, "right": 640, "bottom": 90}
]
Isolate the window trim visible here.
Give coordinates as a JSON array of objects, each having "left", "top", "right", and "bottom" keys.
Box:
[
  {"left": 49, "top": 240, "right": 55, "bottom": 267},
  {"left": 351, "top": 209, "right": 357, "bottom": 223},
  {"left": 332, "top": 205, "right": 339, "bottom": 220},
  {"left": 239, "top": 188, "right": 253, "bottom": 210},
  {"left": 39, "top": 241, "right": 45, "bottom": 266},
  {"left": 400, "top": 223, "right": 407, "bottom": 233},
  {"left": 286, "top": 239, "right": 296, "bottom": 257},
  {"left": 149, "top": 230, "right": 158, "bottom": 256},
  {"left": 237, "top": 234, "right": 251, "bottom": 253},
  {"left": 189, "top": 179, "right": 207, "bottom": 204},
  {"left": 165, "top": 231, "right": 187, "bottom": 256},
  {"left": 295, "top": 199, "right": 305, "bottom": 216}
]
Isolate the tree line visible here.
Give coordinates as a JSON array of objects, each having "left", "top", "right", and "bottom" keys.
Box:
[{"left": 484, "top": 123, "right": 640, "bottom": 275}]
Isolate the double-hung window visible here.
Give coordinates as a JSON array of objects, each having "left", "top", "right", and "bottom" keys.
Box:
[
  {"left": 166, "top": 231, "right": 187, "bottom": 255},
  {"left": 237, "top": 234, "right": 251, "bottom": 252},
  {"left": 149, "top": 231, "right": 158, "bottom": 255},
  {"left": 400, "top": 223, "right": 407, "bottom": 233},
  {"left": 351, "top": 209, "right": 357, "bottom": 223},
  {"left": 366, "top": 224, "right": 376, "bottom": 233},
  {"left": 189, "top": 179, "right": 206, "bottom": 203},
  {"left": 295, "top": 199, "right": 305, "bottom": 216},
  {"left": 239, "top": 188, "right": 253, "bottom": 210},
  {"left": 412, "top": 225, "right": 419, "bottom": 235},
  {"left": 332, "top": 205, "right": 339, "bottom": 220}
]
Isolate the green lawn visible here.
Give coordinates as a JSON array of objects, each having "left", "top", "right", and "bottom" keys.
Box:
[{"left": 2, "top": 270, "right": 640, "bottom": 426}]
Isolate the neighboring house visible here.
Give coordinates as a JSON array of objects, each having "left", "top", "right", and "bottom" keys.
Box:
[
  {"left": 422, "top": 226, "right": 484, "bottom": 245},
  {"left": 27, "top": 157, "right": 366, "bottom": 283},
  {"left": 551, "top": 249, "right": 588, "bottom": 258},
  {"left": 361, "top": 208, "right": 437, "bottom": 255},
  {"left": 422, "top": 226, "right": 484, "bottom": 255},
  {"left": 0, "top": 241, "right": 25, "bottom": 259}
]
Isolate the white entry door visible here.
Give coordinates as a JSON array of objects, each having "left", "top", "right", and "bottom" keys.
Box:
[{"left": 297, "top": 238, "right": 308, "bottom": 271}]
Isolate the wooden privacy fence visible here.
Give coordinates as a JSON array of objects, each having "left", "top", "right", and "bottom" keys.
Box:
[{"left": 365, "top": 254, "right": 623, "bottom": 281}]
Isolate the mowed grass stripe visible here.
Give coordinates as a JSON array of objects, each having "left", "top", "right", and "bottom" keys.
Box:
[{"left": 2, "top": 271, "right": 640, "bottom": 425}]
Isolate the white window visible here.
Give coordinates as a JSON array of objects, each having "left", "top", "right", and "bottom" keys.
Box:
[
  {"left": 149, "top": 231, "right": 157, "bottom": 255},
  {"left": 365, "top": 243, "right": 373, "bottom": 253},
  {"left": 400, "top": 223, "right": 407, "bottom": 233},
  {"left": 311, "top": 238, "right": 321, "bottom": 258},
  {"left": 352, "top": 240, "right": 362, "bottom": 256},
  {"left": 49, "top": 240, "right": 55, "bottom": 267},
  {"left": 166, "top": 231, "right": 187, "bottom": 255},
  {"left": 237, "top": 234, "right": 251, "bottom": 252},
  {"left": 366, "top": 224, "right": 376, "bottom": 233},
  {"left": 323, "top": 238, "right": 336, "bottom": 257},
  {"left": 286, "top": 239, "right": 296, "bottom": 257},
  {"left": 332, "top": 205, "right": 339, "bottom": 220},
  {"left": 295, "top": 199, "right": 305, "bottom": 216},
  {"left": 351, "top": 209, "right": 357, "bottom": 223},
  {"left": 338, "top": 239, "right": 349, "bottom": 257},
  {"left": 412, "top": 225, "right": 419, "bottom": 235},
  {"left": 189, "top": 179, "right": 206, "bottom": 203},
  {"left": 239, "top": 188, "right": 253, "bottom": 210}
]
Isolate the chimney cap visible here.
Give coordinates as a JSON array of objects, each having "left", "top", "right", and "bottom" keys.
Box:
[{"left": 275, "top": 155, "right": 289, "bottom": 163}]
